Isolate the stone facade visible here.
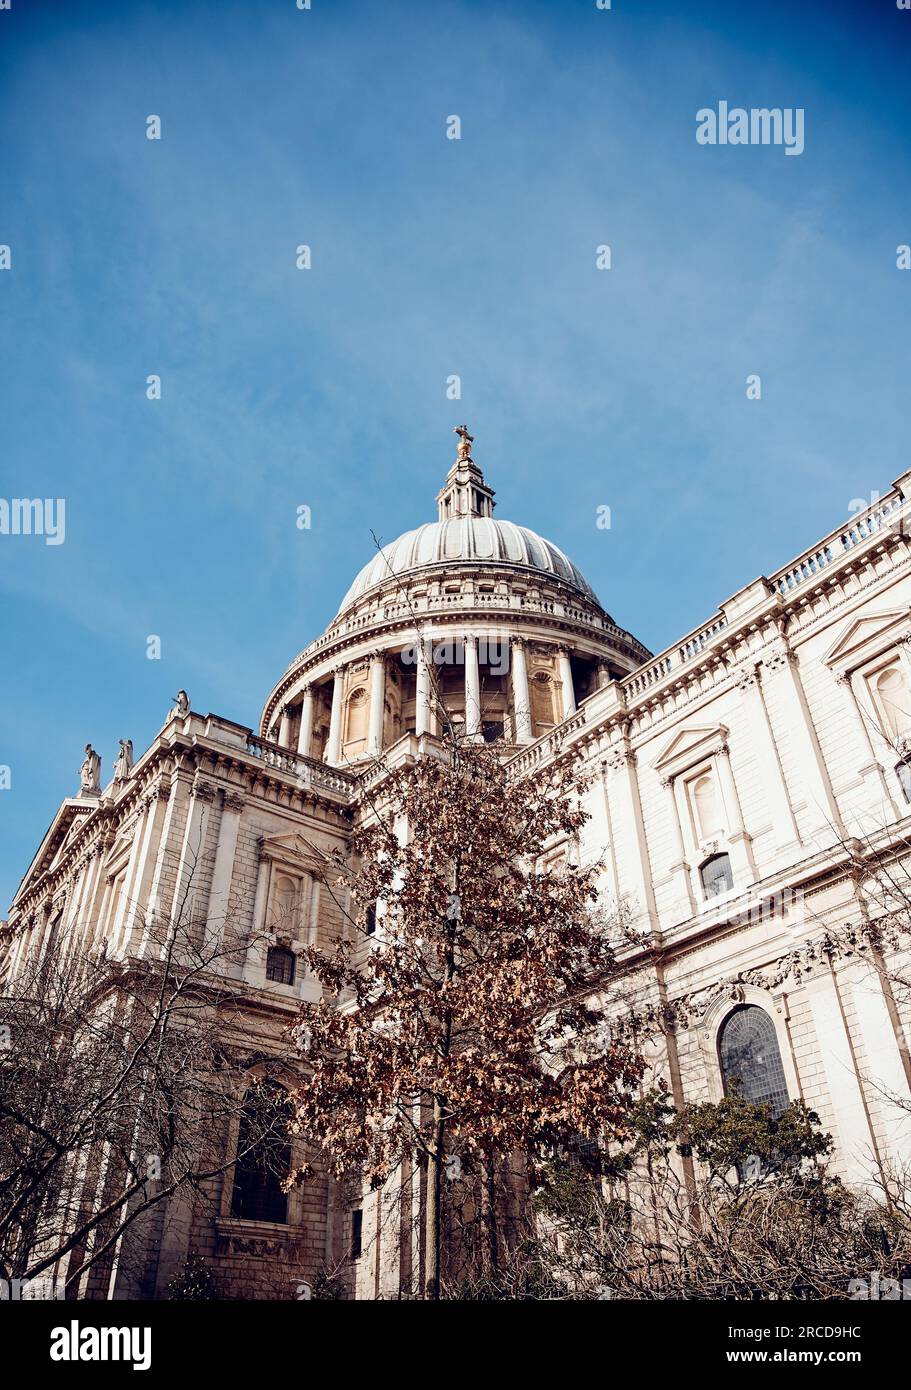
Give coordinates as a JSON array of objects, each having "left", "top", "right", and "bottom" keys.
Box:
[{"left": 5, "top": 431, "right": 911, "bottom": 1299}]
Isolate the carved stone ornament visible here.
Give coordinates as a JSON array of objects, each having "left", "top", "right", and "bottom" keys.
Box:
[
  {"left": 763, "top": 647, "right": 796, "bottom": 673},
  {"left": 735, "top": 665, "right": 760, "bottom": 691}
]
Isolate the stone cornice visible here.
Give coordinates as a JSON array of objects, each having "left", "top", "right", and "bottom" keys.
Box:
[
  {"left": 5, "top": 722, "right": 354, "bottom": 930},
  {"left": 506, "top": 511, "right": 911, "bottom": 784}
]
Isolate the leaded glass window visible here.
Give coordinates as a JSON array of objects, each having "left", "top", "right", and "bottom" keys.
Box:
[{"left": 718, "top": 1005, "right": 789, "bottom": 1116}]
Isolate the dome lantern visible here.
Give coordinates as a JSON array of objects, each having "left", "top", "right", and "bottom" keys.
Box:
[{"left": 436, "top": 425, "right": 495, "bottom": 522}]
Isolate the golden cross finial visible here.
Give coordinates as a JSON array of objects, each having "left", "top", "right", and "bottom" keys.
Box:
[{"left": 454, "top": 424, "right": 474, "bottom": 459}]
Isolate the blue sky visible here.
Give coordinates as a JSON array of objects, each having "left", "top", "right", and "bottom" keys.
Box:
[{"left": 1, "top": 0, "right": 909, "bottom": 910}]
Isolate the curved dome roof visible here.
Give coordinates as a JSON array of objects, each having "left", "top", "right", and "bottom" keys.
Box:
[{"left": 337, "top": 516, "right": 599, "bottom": 615}]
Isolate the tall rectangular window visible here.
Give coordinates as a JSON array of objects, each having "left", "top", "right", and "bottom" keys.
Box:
[{"left": 266, "top": 945, "right": 296, "bottom": 986}]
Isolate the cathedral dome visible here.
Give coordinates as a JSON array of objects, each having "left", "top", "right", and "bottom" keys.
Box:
[
  {"left": 261, "top": 427, "right": 652, "bottom": 752},
  {"left": 335, "top": 425, "right": 599, "bottom": 618},
  {"left": 336, "top": 516, "right": 598, "bottom": 615}
]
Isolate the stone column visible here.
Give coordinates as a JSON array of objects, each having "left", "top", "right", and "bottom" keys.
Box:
[
  {"left": 605, "top": 743, "right": 658, "bottom": 935},
  {"left": 109, "top": 800, "right": 154, "bottom": 953},
  {"left": 836, "top": 670, "right": 901, "bottom": 819},
  {"left": 662, "top": 776, "right": 696, "bottom": 920},
  {"left": 593, "top": 763, "right": 621, "bottom": 905},
  {"left": 511, "top": 637, "right": 533, "bottom": 745},
  {"left": 715, "top": 741, "right": 756, "bottom": 883},
  {"left": 297, "top": 685, "right": 315, "bottom": 759},
  {"left": 169, "top": 778, "right": 216, "bottom": 935},
  {"left": 144, "top": 779, "right": 184, "bottom": 934},
  {"left": 367, "top": 652, "right": 386, "bottom": 756},
  {"left": 65, "top": 855, "right": 97, "bottom": 944},
  {"left": 277, "top": 704, "right": 292, "bottom": 748},
  {"left": 763, "top": 643, "right": 845, "bottom": 839},
  {"left": 595, "top": 658, "right": 613, "bottom": 691},
  {"left": 736, "top": 664, "right": 800, "bottom": 852},
  {"left": 124, "top": 786, "right": 171, "bottom": 949},
  {"left": 805, "top": 965, "right": 885, "bottom": 1189},
  {"left": 307, "top": 875, "right": 321, "bottom": 948},
  {"left": 325, "top": 667, "right": 345, "bottom": 764},
  {"left": 86, "top": 841, "right": 116, "bottom": 956},
  {"left": 556, "top": 646, "right": 576, "bottom": 719},
  {"left": 416, "top": 641, "right": 432, "bottom": 736},
  {"left": 205, "top": 789, "right": 245, "bottom": 948},
  {"left": 463, "top": 634, "right": 481, "bottom": 739},
  {"left": 244, "top": 849, "right": 272, "bottom": 984}
]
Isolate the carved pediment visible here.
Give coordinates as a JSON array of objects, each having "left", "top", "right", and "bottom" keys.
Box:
[
  {"left": 10, "top": 799, "right": 97, "bottom": 908},
  {"left": 259, "top": 831, "right": 325, "bottom": 876},
  {"left": 823, "top": 610, "right": 910, "bottom": 669},
  {"left": 653, "top": 724, "right": 729, "bottom": 776}
]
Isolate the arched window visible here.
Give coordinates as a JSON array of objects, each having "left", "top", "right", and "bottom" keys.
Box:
[
  {"left": 718, "top": 1005, "right": 789, "bottom": 1115},
  {"left": 700, "top": 852, "right": 733, "bottom": 898},
  {"left": 693, "top": 773, "right": 723, "bottom": 839},
  {"left": 876, "top": 665, "right": 911, "bottom": 741},
  {"left": 230, "top": 1081, "right": 292, "bottom": 1224},
  {"left": 266, "top": 945, "right": 296, "bottom": 986},
  {"left": 897, "top": 761, "right": 911, "bottom": 805}
]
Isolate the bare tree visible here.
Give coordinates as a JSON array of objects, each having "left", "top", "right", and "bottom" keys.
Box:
[
  {"left": 459, "top": 1089, "right": 911, "bottom": 1300},
  {"left": 287, "top": 731, "right": 646, "bottom": 1300},
  {"left": 0, "top": 886, "right": 294, "bottom": 1298}
]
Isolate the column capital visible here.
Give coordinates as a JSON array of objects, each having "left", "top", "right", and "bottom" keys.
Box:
[
  {"left": 763, "top": 644, "right": 797, "bottom": 672},
  {"left": 223, "top": 789, "right": 246, "bottom": 813},
  {"left": 735, "top": 663, "right": 761, "bottom": 691},
  {"left": 192, "top": 778, "right": 217, "bottom": 803}
]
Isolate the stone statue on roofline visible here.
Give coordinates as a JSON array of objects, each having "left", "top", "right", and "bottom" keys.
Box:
[
  {"left": 78, "top": 744, "right": 102, "bottom": 797},
  {"left": 114, "top": 738, "right": 134, "bottom": 783},
  {"left": 171, "top": 689, "right": 190, "bottom": 718}
]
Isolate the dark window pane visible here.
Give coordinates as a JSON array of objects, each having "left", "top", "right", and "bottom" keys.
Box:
[
  {"left": 366, "top": 905, "right": 376, "bottom": 936},
  {"left": 350, "top": 1209, "right": 363, "bottom": 1260},
  {"left": 719, "top": 1005, "right": 789, "bottom": 1116},
  {"left": 266, "top": 946, "right": 296, "bottom": 985},
  {"left": 897, "top": 762, "right": 911, "bottom": 804},
  {"left": 701, "top": 852, "right": 733, "bottom": 898},
  {"left": 231, "top": 1083, "right": 292, "bottom": 1224}
]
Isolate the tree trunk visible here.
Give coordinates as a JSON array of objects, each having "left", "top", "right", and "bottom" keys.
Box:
[
  {"left": 424, "top": 1101, "right": 445, "bottom": 1300},
  {"left": 481, "top": 1148, "right": 499, "bottom": 1273}
]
